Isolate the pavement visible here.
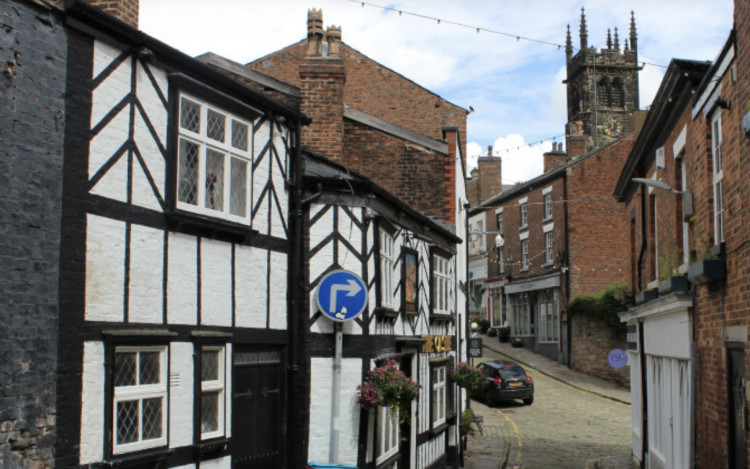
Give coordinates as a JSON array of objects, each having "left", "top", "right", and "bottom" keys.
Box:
[{"left": 461, "top": 341, "right": 635, "bottom": 469}]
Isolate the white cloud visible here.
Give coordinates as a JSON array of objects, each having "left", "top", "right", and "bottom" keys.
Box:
[{"left": 140, "top": 0, "right": 734, "bottom": 184}]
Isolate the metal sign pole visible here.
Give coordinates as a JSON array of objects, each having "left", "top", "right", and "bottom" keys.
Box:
[{"left": 329, "top": 321, "right": 343, "bottom": 462}]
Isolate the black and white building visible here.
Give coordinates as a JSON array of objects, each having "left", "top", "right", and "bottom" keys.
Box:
[{"left": 56, "top": 2, "right": 308, "bottom": 467}]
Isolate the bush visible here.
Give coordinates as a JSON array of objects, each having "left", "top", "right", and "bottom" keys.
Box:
[
  {"left": 475, "top": 318, "right": 490, "bottom": 334},
  {"left": 460, "top": 408, "right": 475, "bottom": 436},
  {"left": 568, "top": 284, "right": 629, "bottom": 334},
  {"left": 498, "top": 326, "right": 510, "bottom": 342},
  {"left": 450, "top": 362, "right": 483, "bottom": 391},
  {"left": 487, "top": 327, "right": 498, "bottom": 337}
]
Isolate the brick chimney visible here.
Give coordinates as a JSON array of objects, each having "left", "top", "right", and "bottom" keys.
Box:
[
  {"left": 476, "top": 145, "right": 502, "bottom": 203},
  {"left": 86, "top": 0, "right": 139, "bottom": 28},
  {"left": 299, "top": 9, "right": 346, "bottom": 161},
  {"left": 565, "top": 120, "right": 586, "bottom": 158},
  {"left": 543, "top": 142, "right": 568, "bottom": 172}
]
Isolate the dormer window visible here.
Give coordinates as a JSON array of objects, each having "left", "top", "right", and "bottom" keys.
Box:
[{"left": 177, "top": 94, "right": 253, "bottom": 224}]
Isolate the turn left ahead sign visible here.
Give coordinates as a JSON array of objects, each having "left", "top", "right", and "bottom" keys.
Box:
[{"left": 315, "top": 270, "right": 368, "bottom": 322}]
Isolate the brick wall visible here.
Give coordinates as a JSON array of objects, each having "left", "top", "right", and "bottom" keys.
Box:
[
  {"left": 692, "top": 4, "right": 750, "bottom": 464},
  {"left": 567, "top": 136, "right": 633, "bottom": 299},
  {"left": 476, "top": 157, "right": 503, "bottom": 204},
  {"left": 86, "top": 0, "right": 138, "bottom": 27},
  {"left": 0, "top": 1, "right": 66, "bottom": 467},
  {"left": 248, "top": 40, "right": 467, "bottom": 155},
  {"left": 343, "top": 120, "right": 452, "bottom": 226},
  {"left": 571, "top": 315, "right": 629, "bottom": 386},
  {"left": 300, "top": 57, "right": 346, "bottom": 161}
]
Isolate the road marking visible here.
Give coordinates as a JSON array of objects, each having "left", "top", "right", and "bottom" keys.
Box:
[{"left": 497, "top": 409, "right": 522, "bottom": 465}]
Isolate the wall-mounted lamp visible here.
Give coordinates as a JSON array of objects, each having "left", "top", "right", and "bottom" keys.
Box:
[
  {"left": 632, "top": 177, "right": 693, "bottom": 221},
  {"left": 469, "top": 231, "right": 505, "bottom": 248}
]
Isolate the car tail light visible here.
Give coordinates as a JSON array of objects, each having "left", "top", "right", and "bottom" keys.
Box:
[
  {"left": 526, "top": 374, "right": 533, "bottom": 382},
  {"left": 493, "top": 378, "right": 503, "bottom": 385}
]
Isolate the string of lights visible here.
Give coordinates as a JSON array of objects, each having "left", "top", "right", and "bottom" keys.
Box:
[{"left": 346, "top": 0, "right": 669, "bottom": 69}]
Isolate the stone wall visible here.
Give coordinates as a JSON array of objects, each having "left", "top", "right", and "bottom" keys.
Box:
[{"left": 571, "top": 315, "right": 629, "bottom": 386}]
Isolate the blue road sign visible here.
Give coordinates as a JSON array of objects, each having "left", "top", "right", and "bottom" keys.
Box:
[
  {"left": 608, "top": 348, "right": 628, "bottom": 369},
  {"left": 315, "top": 270, "right": 368, "bottom": 322}
]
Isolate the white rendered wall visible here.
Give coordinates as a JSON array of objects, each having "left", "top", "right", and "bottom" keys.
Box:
[
  {"left": 167, "top": 232, "right": 197, "bottom": 325},
  {"left": 79, "top": 341, "right": 105, "bottom": 464},
  {"left": 128, "top": 223, "right": 164, "bottom": 323},
  {"left": 235, "top": 244, "right": 270, "bottom": 328},
  {"left": 169, "top": 342, "right": 193, "bottom": 448},
  {"left": 308, "top": 357, "right": 362, "bottom": 465},
  {"left": 200, "top": 238, "right": 232, "bottom": 327},
  {"left": 268, "top": 251, "right": 288, "bottom": 330},
  {"left": 85, "top": 214, "right": 125, "bottom": 322}
]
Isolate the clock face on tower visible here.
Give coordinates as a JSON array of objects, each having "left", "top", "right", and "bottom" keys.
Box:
[{"left": 604, "top": 117, "right": 622, "bottom": 137}]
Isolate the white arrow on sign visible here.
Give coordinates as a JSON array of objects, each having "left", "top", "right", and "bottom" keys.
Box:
[{"left": 329, "top": 279, "right": 362, "bottom": 314}]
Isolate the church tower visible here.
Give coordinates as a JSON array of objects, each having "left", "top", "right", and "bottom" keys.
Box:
[{"left": 565, "top": 8, "right": 641, "bottom": 156}]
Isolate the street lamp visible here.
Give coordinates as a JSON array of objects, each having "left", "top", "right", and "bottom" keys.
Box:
[
  {"left": 632, "top": 178, "right": 693, "bottom": 221},
  {"left": 469, "top": 231, "right": 505, "bottom": 248}
]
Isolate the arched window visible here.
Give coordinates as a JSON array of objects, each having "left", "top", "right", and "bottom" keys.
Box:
[
  {"left": 597, "top": 78, "right": 611, "bottom": 106},
  {"left": 612, "top": 78, "right": 625, "bottom": 107}
]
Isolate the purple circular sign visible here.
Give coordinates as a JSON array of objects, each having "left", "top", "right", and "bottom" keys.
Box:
[{"left": 608, "top": 349, "right": 628, "bottom": 369}]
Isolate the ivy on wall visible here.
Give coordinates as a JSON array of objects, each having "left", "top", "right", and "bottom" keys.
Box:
[{"left": 568, "top": 284, "right": 628, "bottom": 334}]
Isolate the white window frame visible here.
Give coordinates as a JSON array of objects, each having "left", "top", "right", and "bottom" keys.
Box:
[
  {"left": 521, "top": 239, "right": 529, "bottom": 270},
  {"left": 200, "top": 345, "right": 226, "bottom": 440},
  {"left": 544, "top": 232, "right": 554, "bottom": 265},
  {"left": 432, "top": 253, "right": 451, "bottom": 316},
  {"left": 498, "top": 246, "right": 505, "bottom": 274},
  {"left": 431, "top": 364, "right": 447, "bottom": 427},
  {"left": 537, "top": 289, "right": 559, "bottom": 342},
  {"left": 542, "top": 187, "right": 553, "bottom": 220},
  {"left": 376, "top": 404, "right": 399, "bottom": 464},
  {"left": 379, "top": 228, "right": 396, "bottom": 309},
  {"left": 520, "top": 204, "right": 528, "bottom": 229},
  {"left": 112, "top": 346, "right": 168, "bottom": 455},
  {"left": 711, "top": 112, "right": 724, "bottom": 244},
  {"left": 176, "top": 94, "right": 254, "bottom": 224},
  {"left": 511, "top": 292, "right": 531, "bottom": 336}
]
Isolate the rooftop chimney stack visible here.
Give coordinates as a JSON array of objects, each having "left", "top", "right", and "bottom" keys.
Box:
[{"left": 86, "top": 0, "right": 139, "bottom": 28}]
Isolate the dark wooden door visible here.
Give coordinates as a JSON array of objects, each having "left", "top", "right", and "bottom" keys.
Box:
[
  {"left": 728, "top": 344, "right": 747, "bottom": 469},
  {"left": 232, "top": 349, "right": 283, "bottom": 469}
]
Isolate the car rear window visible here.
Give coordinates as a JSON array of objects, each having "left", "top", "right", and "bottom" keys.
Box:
[{"left": 499, "top": 367, "right": 526, "bottom": 380}]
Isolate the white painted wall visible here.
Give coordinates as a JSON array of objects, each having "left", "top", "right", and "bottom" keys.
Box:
[
  {"left": 80, "top": 341, "right": 105, "bottom": 464},
  {"left": 85, "top": 214, "right": 125, "bottom": 322},
  {"left": 128, "top": 223, "right": 164, "bottom": 323},
  {"left": 308, "top": 357, "right": 362, "bottom": 465},
  {"left": 169, "top": 342, "right": 194, "bottom": 448},
  {"left": 200, "top": 238, "right": 232, "bottom": 327},
  {"left": 167, "top": 232, "right": 198, "bottom": 325}
]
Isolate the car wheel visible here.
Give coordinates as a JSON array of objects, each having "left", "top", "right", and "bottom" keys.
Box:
[
  {"left": 484, "top": 390, "right": 494, "bottom": 406},
  {"left": 523, "top": 397, "right": 533, "bottom": 405}
]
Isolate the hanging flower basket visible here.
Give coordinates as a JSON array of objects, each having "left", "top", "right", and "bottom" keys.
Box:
[
  {"left": 449, "top": 362, "right": 483, "bottom": 391},
  {"left": 356, "top": 360, "right": 420, "bottom": 415}
]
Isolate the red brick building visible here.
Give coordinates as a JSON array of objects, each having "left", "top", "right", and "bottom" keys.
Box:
[
  {"left": 469, "top": 10, "right": 639, "bottom": 383},
  {"left": 615, "top": 1, "right": 750, "bottom": 464}
]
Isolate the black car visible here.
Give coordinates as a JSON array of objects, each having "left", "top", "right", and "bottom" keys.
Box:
[{"left": 472, "top": 360, "right": 534, "bottom": 406}]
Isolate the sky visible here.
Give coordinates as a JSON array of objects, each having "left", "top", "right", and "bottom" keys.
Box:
[{"left": 140, "top": 0, "right": 734, "bottom": 184}]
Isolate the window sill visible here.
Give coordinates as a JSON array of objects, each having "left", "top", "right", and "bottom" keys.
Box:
[
  {"left": 402, "top": 309, "right": 419, "bottom": 319},
  {"left": 375, "top": 452, "right": 401, "bottom": 469},
  {"left": 104, "top": 447, "right": 173, "bottom": 468},
  {"left": 374, "top": 306, "right": 399, "bottom": 321},
  {"left": 431, "top": 421, "right": 449, "bottom": 436},
  {"left": 430, "top": 313, "right": 454, "bottom": 324},
  {"left": 519, "top": 226, "right": 528, "bottom": 231},
  {"left": 520, "top": 267, "right": 529, "bottom": 272},
  {"left": 166, "top": 208, "right": 258, "bottom": 242},
  {"left": 543, "top": 262, "right": 554, "bottom": 268},
  {"left": 193, "top": 437, "right": 230, "bottom": 459}
]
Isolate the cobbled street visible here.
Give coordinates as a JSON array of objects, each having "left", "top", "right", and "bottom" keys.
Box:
[{"left": 463, "top": 344, "right": 635, "bottom": 469}]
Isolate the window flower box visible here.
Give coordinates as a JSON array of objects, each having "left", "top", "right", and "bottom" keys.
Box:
[
  {"left": 635, "top": 288, "right": 658, "bottom": 305},
  {"left": 688, "top": 258, "right": 726, "bottom": 286},
  {"left": 658, "top": 275, "right": 689, "bottom": 295}
]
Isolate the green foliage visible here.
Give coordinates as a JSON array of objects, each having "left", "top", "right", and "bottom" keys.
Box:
[
  {"left": 568, "top": 284, "right": 629, "bottom": 334},
  {"left": 450, "top": 362, "right": 484, "bottom": 391},
  {"left": 475, "top": 318, "right": 490, "bottom": 334},
  {"left": 487, "top": 327, "right": 498, "bottom": 337},
  {"left": 659, "top": 246, "right": 680, "bottom": 280},
  {"left": 498, "top": 326, "right": 510, "bottom": 342},
  {"left": 357, "top": 360, "right": 420, "bottom": 417},
  {"left": 460, "top": 408, "right": 475, "bottom": 436}
]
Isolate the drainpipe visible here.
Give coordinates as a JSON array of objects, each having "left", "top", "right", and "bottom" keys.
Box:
[
  {"left": 563, "top": 171, "right": 572, "bottom": 368},
  {"left": 289, "top": 120, "right": 305, "bottom": 468}
]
